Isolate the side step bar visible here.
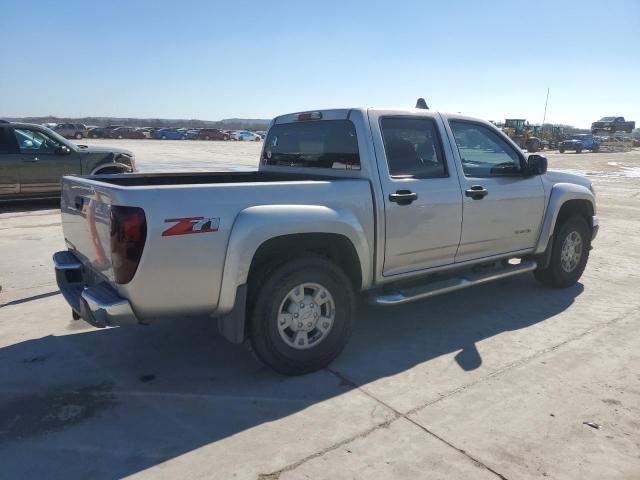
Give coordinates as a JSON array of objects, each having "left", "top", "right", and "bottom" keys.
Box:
[{"left": 372, "top": 260, "right": 537, "bottom": 306}]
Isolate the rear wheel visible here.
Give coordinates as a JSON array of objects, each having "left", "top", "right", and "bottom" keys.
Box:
[
  {"left": 559, "top": 147, "right": 565, "bottom": 153},
  {"left": 249, "top": 256, "right": 356, "bottom": 375},
  {"left": 534, "top": 216, "right": 590, "bottom": 288},
  {"left": 75, "top": 133, "right": 83, "bottom": 139}
]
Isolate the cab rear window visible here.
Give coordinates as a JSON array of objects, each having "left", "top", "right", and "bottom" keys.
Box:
[{"left": 262, "top": 120, "right": 360, "bottom": 170}]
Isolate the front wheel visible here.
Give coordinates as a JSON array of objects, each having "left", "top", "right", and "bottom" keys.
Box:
[
  {"left": 534, "top": 216, "right": 590, "bottom": 288},
  {"left": 75, "top": 133, "right": 83, "bottom": 139},
  {"left": 559, "top": 148, "right": 565, "bottom": 153},
  {"left": 249, "top": 256, "right": 356, "bottom": 375}
]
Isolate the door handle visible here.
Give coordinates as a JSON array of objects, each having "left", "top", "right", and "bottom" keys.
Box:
[
  {"left": 465, "top": 185, "right": 488, "bottom": 200},
  {"left": 22, "top": 157, "right": 39, "bottom": 162},
  {"left": 389, "top": 190, "right": 418, "bottom": 205}
]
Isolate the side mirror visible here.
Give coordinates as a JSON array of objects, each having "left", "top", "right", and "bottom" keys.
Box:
[
  {"left": 55, "top": 145, "right": 71, "bottom": 155},
  {"left": 525, "top": 154, "right": 547, "bottom": 176}
]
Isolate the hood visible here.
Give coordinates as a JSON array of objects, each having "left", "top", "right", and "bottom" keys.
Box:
[
  {"left": 544, "top": 170, "right": 592, "bottom": 189},
  {"left": 75, "top": 144, "right": 134, "bottom": 156}
]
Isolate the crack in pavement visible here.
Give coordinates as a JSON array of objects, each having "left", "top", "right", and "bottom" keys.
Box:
[
  {"left": 258, "top": 303, "right": 640, "bottom": 479},
  {"left": 0, "top": 290, "right": 60, "bottom": 308}
]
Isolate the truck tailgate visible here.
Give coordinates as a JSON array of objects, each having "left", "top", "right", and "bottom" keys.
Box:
[{"left": 60, "top": 177, "right": 116, "bottom": 281}]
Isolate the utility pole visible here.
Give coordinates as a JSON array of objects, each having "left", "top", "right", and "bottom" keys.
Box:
[{"left": 542, "top": 88, "right": 550, "bottom": 125}]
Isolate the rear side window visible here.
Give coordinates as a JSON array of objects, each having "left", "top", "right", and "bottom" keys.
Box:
[
  {"left": 380, "top": 117, "right": 447, "bottom": 178},
  {"left": 262, "top": 120, "right": 360, "bottom": 170}
]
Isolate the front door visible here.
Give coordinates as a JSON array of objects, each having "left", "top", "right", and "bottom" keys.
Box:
[
  {"left": 0, "top": 127, "right": 20, "bottom": 196},
  {"left": 445, "top": 118, "right": 545, "bottom": 262},
  {"left": 370, "top": 111, "right": 463, "bottom": 276},
  {"left": 12, "top": 127, "right": 80, "bottom": 195}
]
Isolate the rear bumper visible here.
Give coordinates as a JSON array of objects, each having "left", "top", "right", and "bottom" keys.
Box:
[{"left": 53, "top": 250, "right": 138, "bottom": 328}]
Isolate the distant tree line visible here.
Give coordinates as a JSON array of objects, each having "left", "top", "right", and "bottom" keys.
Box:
[{"left": 1, "top": 116, "right": 271, "bottom": 131}]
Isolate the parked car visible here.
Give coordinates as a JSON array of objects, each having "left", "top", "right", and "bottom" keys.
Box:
[
  {"left": 53, "top": 105, "right": 598, "bottom": 375},
  {"left": 591, "top": 116, "right": 635, "bottom": 134},
  {"left": 0, "top": 121, "right": 135, "bottom": 200},
  {"left": 109, "top": 127, "right": 147, "bottom": 139},
  {"left": 88, "top": 125, "right": 123, "bottom": 138},
  {"left": 185, "top": 129, "right": 200, "bottom": 140},
  {"left": 53, "top": 123, "right": 88, "bottom": 139},
  {"left": 198, "top": 128, "right": 230, "bottom": 140},
  {"left": 152, "top": 128, "right": 187, "bottom": 140},
  {"left": 558, "top": 134, "right": 600, "bottom": 153},
  {"left": 232, "top": 130, "right": 262, "bottom": 141}
]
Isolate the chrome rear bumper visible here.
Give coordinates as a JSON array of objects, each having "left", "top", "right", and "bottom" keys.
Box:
[{"left": 53, "top": 250, "right": 138, "bottom": 328}]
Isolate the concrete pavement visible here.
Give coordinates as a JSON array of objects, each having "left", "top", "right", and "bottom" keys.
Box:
[{"left": 1, "top": 148, "right": 639, "bottom": 479}]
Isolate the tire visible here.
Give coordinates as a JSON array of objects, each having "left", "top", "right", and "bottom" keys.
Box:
[
  {"left": 75, "top": 133, "right": 83, "bottom": 139},
  {"left": 534, "top": 216, "right": 590, "bottom": 289},
  {"left": 576, "top": 146, "right": 583, "bottom": 153},
  {"left": 249, "top": 256, "right": 356, "bottom": 375},
  {"left": 559, "top": 148, "right": 565, "bottom": 153},
  {"left": 204, "top": 135, "right": 210, "bottom": 140},
  {"left": 161, "top": 135, "right": 167, "bottom": 140},
  {"left": 592, "top": 145, "right": 599, "bottom": 152},
  {"left": 526, "top": 139, "right": 539, "bottom": 153},
  {"left": 117, "top": 135, "right": 123, "bottom": 139}
]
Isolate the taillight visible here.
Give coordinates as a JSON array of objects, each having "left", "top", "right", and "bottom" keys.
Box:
[{"left": 110, "top": 206, "right": 146, "bottom": 284}]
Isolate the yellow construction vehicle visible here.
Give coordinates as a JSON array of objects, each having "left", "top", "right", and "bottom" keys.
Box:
[
  {"left": 538, "top": 125, "right": 568, "bottom": 150},
  {"left": 502, "top": 119, "right": 542, "bottom": 152}
]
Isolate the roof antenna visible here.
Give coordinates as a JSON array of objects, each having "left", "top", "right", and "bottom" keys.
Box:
[{"left": 415, "top": 98, "right": 429, "bottom": 110}]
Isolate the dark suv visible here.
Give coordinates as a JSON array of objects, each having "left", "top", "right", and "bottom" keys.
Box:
[{"left": 0, "top": 121, "right": 135, "bottom": 200}]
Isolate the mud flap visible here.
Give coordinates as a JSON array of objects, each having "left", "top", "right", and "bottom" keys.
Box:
[{"left": 217, "top": 284, "right": 247, "bottom": 344}]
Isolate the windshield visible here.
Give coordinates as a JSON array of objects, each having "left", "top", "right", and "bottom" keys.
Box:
[
  {"left": 40, "top": 126, "right": 77, "bottom": 150},
  {"left": 262, "top": 120, "right": 360, "bottom": 170},
  {"left": 599, "top": 117, "right": 616, "bottom": 121}
]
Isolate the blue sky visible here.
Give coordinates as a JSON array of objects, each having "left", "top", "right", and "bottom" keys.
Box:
[{"left": 1, "top": 0, "right": 638, "bottom": 127}]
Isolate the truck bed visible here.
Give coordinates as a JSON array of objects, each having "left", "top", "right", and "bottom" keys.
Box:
[{"left": 60, "top": 171, "right": 375, "bottom": 319}]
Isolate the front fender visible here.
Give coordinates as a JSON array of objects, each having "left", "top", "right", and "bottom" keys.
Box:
[
  {"left": 534, "top": 183, "right": 595, "bottom": 254},
  {"left": 216, "top": 204, "right": 372, "bottom": 314}
]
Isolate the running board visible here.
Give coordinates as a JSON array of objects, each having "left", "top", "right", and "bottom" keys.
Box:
[{"left": 372, "top": 261, "right": 537, "bottom": 306}]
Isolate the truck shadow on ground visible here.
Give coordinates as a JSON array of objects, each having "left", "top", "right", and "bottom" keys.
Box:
[
  {"left": 0, "top": 199, "right": 60, "bottom": 214},
  {"left": 0, "top": 275, "right": 583, "bottom": 478}
]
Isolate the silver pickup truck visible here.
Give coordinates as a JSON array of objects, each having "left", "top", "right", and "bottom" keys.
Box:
[{"left": 54, "top": 105, "right": 598, "bottom": 375}]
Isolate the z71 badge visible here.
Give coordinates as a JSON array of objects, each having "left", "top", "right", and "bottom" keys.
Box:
[{"left": 162, "top": 217, "right": 220, "bottom": 236}]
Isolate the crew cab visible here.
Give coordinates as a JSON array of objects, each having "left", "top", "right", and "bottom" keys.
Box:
[
  {"left": 53, "top": 105, "right": 598, "bottom": 375},
  {"left": 559, "top": 134, "right": 600, "bottom": 153},
  {"left": 591, "top": 116, "right": 635, "bottom": 134},
  {"left": 0, "top": 121, "right": 135, "bottom": 200}
]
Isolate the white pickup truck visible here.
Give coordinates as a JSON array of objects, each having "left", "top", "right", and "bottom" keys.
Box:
[{"left": 54, "top": 104, "right": 598, "bottom": 375}]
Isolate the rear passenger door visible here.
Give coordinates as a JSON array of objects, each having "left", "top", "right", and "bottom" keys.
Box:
[{"left": 369, "top": 111, "right": 463, "bottom": 276}]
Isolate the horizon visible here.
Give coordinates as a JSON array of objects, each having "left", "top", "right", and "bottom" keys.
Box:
[{"left": 1, "top": 0, "right": 638, "bottom": 128}]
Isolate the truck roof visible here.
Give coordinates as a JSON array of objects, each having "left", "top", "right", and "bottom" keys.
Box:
[{"left": 272, "top": 108, "right": 488, "bottom": 126}]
